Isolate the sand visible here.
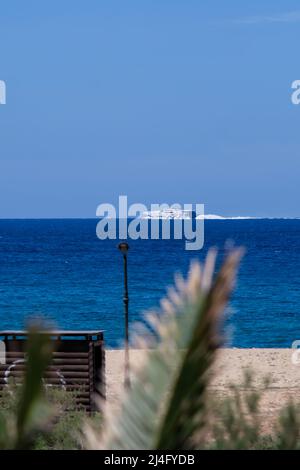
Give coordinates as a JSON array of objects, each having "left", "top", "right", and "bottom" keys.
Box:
[{"left": 105, "top": 349, "right": 300, "bottom": 426}]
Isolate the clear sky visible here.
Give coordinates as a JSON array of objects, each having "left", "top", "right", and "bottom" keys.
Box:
[{"left": 0, "top": 1, "right": 299, "bottom": 218}]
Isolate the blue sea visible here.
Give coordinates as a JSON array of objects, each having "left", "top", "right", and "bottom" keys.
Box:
[{"left": 0, "top": 219, "right": 299, "bottom": 348}]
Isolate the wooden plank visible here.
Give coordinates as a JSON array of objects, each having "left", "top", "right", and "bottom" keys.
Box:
[
  {"left": 2, "top": 359, "right": 89, "bottom": 367},
  {"left": 0, "top": 330, "right": 103, "bottom": 336},
  {"left": 51, "top": 358, "right": 88, "bottom": 366},
  {"left": 3, "top": 371, "right": 89, "bottom": 379},
  {"left": 5, "top": 352, "right": 89, "bottom": 358},
  {"left": 0, "top": 364, "right": 89, "bottom": 372},
  {"left": 0, "top": 377, "right": 89, "bottom": 385}
]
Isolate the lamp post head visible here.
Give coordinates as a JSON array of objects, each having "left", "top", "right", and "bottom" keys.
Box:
[{"left": 118, "top": 242, "right": 129, "bottom": 255}]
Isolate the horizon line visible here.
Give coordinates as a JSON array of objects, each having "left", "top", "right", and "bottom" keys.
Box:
[{"left": 0, "top": 216, "right": 299, "bottom": 221}]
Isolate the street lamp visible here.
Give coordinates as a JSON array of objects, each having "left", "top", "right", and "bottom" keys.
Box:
[{"left": 118, "top": 242, "right": 130, "bottom": 388}]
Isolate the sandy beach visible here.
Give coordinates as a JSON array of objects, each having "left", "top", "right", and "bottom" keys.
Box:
[{"left": 106, "top": 349, "right": 300, "bottom": 426}]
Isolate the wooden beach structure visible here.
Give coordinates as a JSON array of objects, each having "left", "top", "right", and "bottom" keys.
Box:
[{"left": 0, "top": 330, "right": 105, "bottom": 412}]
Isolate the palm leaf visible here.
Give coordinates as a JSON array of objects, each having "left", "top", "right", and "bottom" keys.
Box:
[
  {"left": 86, "top": 249, "right": 243, "bottom": 450},
  {"left": 15, "top": 326, "right": 53, "bottom": 448}
]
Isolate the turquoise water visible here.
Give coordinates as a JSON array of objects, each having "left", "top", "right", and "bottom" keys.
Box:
[{"left": 0, "top": 219, "right": 299, "bottom": 347}]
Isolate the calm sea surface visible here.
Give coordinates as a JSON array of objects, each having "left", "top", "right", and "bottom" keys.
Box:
[{"left": 0, "top": 219, "right": 299, "bottom": 347}]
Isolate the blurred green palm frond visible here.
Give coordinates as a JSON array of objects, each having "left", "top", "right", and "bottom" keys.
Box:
[
  {"left": 0, "top": 327, "right": 53, "bottom": 449},
  {"left": 86, "top": 249, "right": 243, "bottom": 450}
]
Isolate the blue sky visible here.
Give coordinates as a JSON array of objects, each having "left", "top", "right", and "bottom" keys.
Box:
[{"left": 0, "top": 0, "right": 299, "bottom": 218}]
